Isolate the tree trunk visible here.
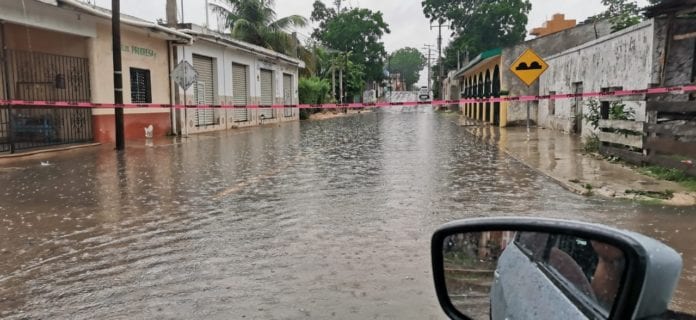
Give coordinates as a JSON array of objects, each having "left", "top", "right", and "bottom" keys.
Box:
[{"left": 339, "top": 68, "right": 346, "bottom": 113}]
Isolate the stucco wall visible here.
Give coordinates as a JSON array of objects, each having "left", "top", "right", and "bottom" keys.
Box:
[
  {"left": 88, "top": 22, "right": 173, "bottom": 142},
  {"left": 502, "top": 20, "right": 613, "bottom": 125},
  {"left": 90, "top": 23, "right": 171, "bottom": 115},
  {"left": 538, "top": 20, "right": 661, "bottom": 137},
  {"left": 175, "top": 40, "right": 300, "bottom": 134},
  {"left": 3, "top": 23, "right": 88, "bottom": 58},
  {"left": 0, "top": 0, "right": 96, "bottom": 39}
]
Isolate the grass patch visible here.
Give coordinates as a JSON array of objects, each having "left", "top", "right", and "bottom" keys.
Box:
[
  {"left": 639, "top": 166, "right": 696, "bottom": 192},
  {"left": 582, "top": 134, "right": 600, "bottom": 154},
  {"left": 625, "top": 189, "right": 674, "bottom": 200}
]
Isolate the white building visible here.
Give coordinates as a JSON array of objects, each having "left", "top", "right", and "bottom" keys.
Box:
[
  {"left": 538, "top": 17, "right": 696, "bottom": 137},
  {"left": 174, "top": 24, "right": 304, "bottom": 135}
]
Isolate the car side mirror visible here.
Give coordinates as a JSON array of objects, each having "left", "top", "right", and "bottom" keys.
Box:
[{"left": 432, "top": 217, "right": 682, "bottom": 320}]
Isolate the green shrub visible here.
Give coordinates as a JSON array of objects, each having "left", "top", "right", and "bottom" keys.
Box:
[
  {"left": 299, "top": 76, "right": 330, "bottom": 104},
  {"left": 583, "top": 134, "right": 600, "bottom": 153},
  {"left": 299, "top": 77, "right": 331, "bottom": 120}
]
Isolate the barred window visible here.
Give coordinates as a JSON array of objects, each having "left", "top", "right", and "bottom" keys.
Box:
[{"left": 130, "top": 68, "right": 151, "bottom": 103}]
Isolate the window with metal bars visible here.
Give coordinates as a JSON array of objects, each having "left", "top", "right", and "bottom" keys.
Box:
[{"left": 130, "top": 68, "right": 151, "bottom": 103}]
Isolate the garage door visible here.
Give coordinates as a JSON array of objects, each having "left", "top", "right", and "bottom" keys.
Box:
[
  {"left": 283, "top": 73, "right": 293, "bottom": 117},
  {"left": 259, "top": 69, "right": 274, "bottom": 119},
  {"left": 232, "top": 63, "right": 249, "bottom": 122},
  {"left": 193, "top": 54, "right": 216, "bottom": 126}
]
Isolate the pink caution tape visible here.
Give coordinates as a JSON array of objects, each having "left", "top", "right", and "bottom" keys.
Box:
[{"left": 0, "top": 85, "right": 694, "bottom": 109}]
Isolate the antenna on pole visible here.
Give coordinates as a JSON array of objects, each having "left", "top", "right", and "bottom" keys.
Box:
[{"left": 205, "top": 0, "right": 210, "bottom": 28}]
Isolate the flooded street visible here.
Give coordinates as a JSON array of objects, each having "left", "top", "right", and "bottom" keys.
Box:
[{"left": 1, "top": 110, "right": 695, "bottom": 319}]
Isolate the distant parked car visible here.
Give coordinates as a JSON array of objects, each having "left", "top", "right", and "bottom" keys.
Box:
[{"left": 418, "top": 87, "right": 430, "bottom": 101}]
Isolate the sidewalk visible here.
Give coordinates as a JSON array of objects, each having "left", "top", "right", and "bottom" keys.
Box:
[{"left": 459, "top": 118, "right": 696, "bottom": 206}]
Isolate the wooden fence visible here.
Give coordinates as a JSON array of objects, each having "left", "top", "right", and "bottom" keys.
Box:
[{"left": 597, "top": 99, "right": 696, "bottom": 177}]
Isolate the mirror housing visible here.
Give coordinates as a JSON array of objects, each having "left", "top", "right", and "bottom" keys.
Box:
[{"left": 432, "top": 217, "right": 682, "bottom": 320}]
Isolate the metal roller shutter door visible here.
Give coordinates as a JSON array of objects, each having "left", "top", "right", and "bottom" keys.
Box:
[
  {"left": 259, "top": 69, "right": 274, "bottom": 119},
  {"left": 193, "top": 54, "right": 215, "bottom": 126},
  {"left": 283, "top": 73, "right": 293, "bottom": 117},
  {"left": 232, "top": 63, "right": 249, "bottom": 122}
]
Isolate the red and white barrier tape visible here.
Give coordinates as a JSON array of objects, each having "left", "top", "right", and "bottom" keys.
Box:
[{"left": 0, "top": 85, "right": 694, "bottom": 110}]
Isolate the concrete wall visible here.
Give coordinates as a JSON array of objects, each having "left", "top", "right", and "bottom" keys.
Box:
[
  {"left": 538, "top": 20, "right": 662, "bottom": 137},
  {"left": 175, "top": 39, "right": 300, "bottom": 135},
  {"left": 502, "top": 20, "right": 613, "bottom": 126}
]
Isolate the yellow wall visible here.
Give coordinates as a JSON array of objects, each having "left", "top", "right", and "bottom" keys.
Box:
[
  {"left": 459, "top": 57, "right": 506, "bottom": 126},
  {"left": 89, "top": 23, "right": 170, "bottom": 115}
]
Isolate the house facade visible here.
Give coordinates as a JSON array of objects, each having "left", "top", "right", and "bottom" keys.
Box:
[
  {"left": 1, "top": 0, "right": 303, "bottom": 154},
  {"left": 456, "top": 20, "right": 612, "bottom": 127},
  {"left": 0, "top": 0, "right": 189, "bottom": 152},
  {"left": 173, "top": 25, "right": 303, "bottom": 135}
]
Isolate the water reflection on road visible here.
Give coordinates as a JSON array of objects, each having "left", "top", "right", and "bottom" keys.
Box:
[{"left": 0, "top": 110, "right": 694, "bottom": 319}]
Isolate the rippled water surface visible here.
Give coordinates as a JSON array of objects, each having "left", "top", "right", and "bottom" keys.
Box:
[{"left": 1, "top": 110, "right": 695, "bottom": 319}]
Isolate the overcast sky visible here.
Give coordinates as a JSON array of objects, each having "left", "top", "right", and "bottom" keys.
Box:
[{"left": 91, "top": 0, "right": 650, "bottom": 86}]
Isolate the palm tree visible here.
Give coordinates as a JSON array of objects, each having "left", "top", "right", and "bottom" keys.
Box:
[{"left": 210, "top": 0, "right": 308, "bottom": 56}]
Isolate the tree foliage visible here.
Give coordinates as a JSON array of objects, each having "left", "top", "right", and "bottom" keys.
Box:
[
  {"left": 387, "top": 48, "right": 426, "bottom": 90},
  {"left": 587, "top": 0, "right": 643, "bottom": 32},
  {"left": 311, "top": 1, "right": 391, "bottom": 83},
  {"left": 211, "top": 0, "right": 307, "bottom": 55},
  {"left": 422, "top": 0, "right": 531, "bottom": 61}
]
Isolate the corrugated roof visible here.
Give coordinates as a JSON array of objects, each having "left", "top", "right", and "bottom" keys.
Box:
[
  {"left": 180, "top": 24, "right": 305, "bottom": 68},
  {"left": 644, "top": 0, "right": 696, "bottom": 17}
]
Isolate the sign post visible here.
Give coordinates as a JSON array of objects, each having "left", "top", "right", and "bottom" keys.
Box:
[
  {"left": 170, "top": 61, "right": 198, "bottom": 137},
  {"left": 509, "top": 48, "right": 548, "bottom": 136}
]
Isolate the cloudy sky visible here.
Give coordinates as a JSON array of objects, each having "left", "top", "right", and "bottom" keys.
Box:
[{"left": 91, "top": 0, "right": 650, "bottom": 86}]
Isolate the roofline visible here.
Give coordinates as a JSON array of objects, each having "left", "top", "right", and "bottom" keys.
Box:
[
  {"left": 180, "top": 25, "right": 305, "bottom": 68},
  {"left": 57, "top": 0, "right": 192, "bottom": 44},
  {"left": 454, "top": 48, "right": 502, "bottom": 78}
]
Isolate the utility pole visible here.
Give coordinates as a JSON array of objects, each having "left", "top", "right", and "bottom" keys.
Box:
[
  {"left": 204, "top": 0, "right": 209, "bottom": 28},
  {"left": 112, "top": 0, "right": 125, "bottom": 150},
  {"left": 166, "top": 0, "right": 177, "bottom": 27},
  {"left": 431, "top": 22, "right": 449, "bottom": 100}
]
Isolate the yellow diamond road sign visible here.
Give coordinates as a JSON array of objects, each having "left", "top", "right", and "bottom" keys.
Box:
[{"left": 510, "top": 48, "right": 548, "bottom": 86}]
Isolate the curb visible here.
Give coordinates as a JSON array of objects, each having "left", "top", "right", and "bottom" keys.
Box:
[{"left": 0, "top": 143, "right": 101, "bottom": 160}]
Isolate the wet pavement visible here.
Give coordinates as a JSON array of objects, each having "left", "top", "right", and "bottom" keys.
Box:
[{"left": 0, "top": 110, "right": 695, "bottom": 319}]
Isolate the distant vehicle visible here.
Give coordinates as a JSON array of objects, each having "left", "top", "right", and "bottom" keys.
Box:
[{"left": 418, "top": 87, "right": 430, "bottom": 101}]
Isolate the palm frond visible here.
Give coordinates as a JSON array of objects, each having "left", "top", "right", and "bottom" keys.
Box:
[{"left": 268, "top": 15, "right": 308, "bottom": 31}]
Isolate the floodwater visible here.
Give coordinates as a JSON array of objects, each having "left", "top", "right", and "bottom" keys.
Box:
[{"left": 0, "top": 110, "right": 695, "bottom": 319}]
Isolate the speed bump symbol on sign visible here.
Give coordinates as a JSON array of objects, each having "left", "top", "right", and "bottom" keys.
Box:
[{"left": 510, "top": 48, "right": 548, "bottom": 86}]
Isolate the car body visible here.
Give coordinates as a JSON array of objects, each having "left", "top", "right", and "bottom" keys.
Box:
[
  {"left": 432, "top": 217, "right": 684, "bottom": 320},
  {"left": 490, "top": 233, "right": 607, "bottom": 319}
]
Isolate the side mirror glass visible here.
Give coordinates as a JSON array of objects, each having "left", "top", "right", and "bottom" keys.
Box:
[{"left": 432, "top": 218, "right": 682, "bottom": 320}]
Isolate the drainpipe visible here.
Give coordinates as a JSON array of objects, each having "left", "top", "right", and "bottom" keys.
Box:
[{"left": 1, "top": 22, "right": 15, "bottom": 153}]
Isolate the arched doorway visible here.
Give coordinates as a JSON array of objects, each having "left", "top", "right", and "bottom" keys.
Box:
[
  {"left": 477, "top": 73, "right": 484, "bottom": 121},
  {"left": 492, "top": 65, "right": 501, "bottom": 125},
  {"left": 484, "top": 70, "right": 491, "bottom": 123}
]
